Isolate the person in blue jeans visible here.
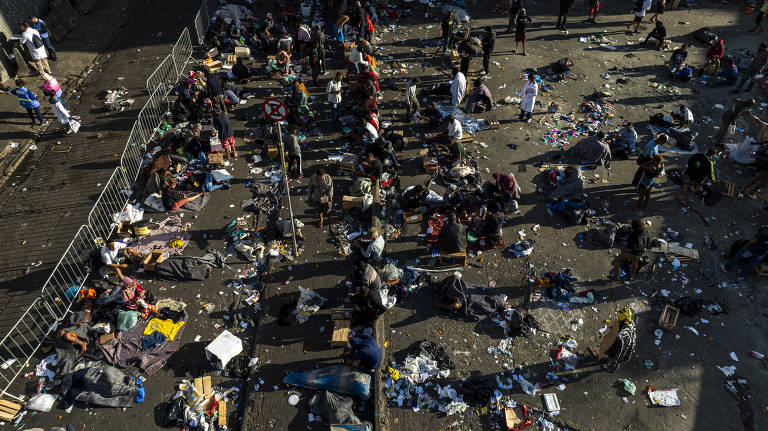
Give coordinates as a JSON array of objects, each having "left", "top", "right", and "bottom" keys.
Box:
[
  {"left": 28, "top": 16, "right": 56, "bottom": 60},
  {"left": 723, "top": 227, "right": 768, "bottom": 277},
  {"left": 10, "top": 79, "right": 47, "bottom": 126}
]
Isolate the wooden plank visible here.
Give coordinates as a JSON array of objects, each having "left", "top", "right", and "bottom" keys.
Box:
[
  {"left": 202, "top": 375, "right": 212, "bottom": 397},
  {"left": 331, "top": 320, "right": 350, "bottom": 348},
  {"left": 596, "top": 321, "right": 620, "bottom": 360},
  {"left": 0, "top": 411, "right": 15, "bottom": 421},
  {"left": 194, "top": 378, "right": 203, "bottom": 395},
  {"left": 218, "top": 401, "right": 227, "bottom": 427},
  {"left": 0, "top": 400, "right": 24, "bottom": 410}
]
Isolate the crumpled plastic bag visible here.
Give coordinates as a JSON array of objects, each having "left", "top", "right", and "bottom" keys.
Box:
[
  {"left": 296, "top": 287, "right": 327, "bottom": 324},
  {"left": 26, "top": 393, "right": 57, "bottom": 412},
  {"left": 442, "top": 399, "right": 468, "bottom": 415},
  {"left": 648, "top": 389, "right": 680, "bottom": 407},
  {"left": 620, "top": 379, "right": 636, "bottom": 396},
  {"left": 437, "top": 384, "right": 458, "bottom": 400},
  {"left": 518, "top": 376, "right": 540, "bottom": 396}
]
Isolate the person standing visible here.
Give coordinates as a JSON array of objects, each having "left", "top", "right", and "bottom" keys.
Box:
[
  {"left": 514, "top": 9, "right": 532, "bottom": 55},
  {"left": 556, "top": 0, "right": 574, "bottom": 31},
  {"left": 519, "top": 71, "right": 537, "bottom": 122},
  {"left": 633, "top": 155, "right": 664, "bottom": 210},
  {"left": 734, "top": 42, "right": 768, "bottom": 93},
  {"left": 481, "top": 27, "right": 495, "bottom": 75},
  {"left": 308, "top": 168, "right": 334, "bottom": 227},
  {"left": 284, "top": 124, "right": 303, "bottom": 178},
  {"left": 450, "top": 67, "right": 466, "bottom": 109},
  {"left": 749, "top": 0, "right": 768, "bottom": 33},
  {"left": 213, "top": 109, "right": 237, "bottom": 158},
  {"left": 628, "top": 0, "right": 652, "bottom": 33},
  {"left": 11, "top": 79, "right": 47, "bottom": 126},
  {"left": 587, "top": 0, "right": 600, "bottom": 23},
  {"left": 18, "top": 21, "right": 51, "bottom": 75},
  {"left": 404, "top": 77, "right": 420, "bottom": 121},
  {"left": 311, "top": 23, "right": 328, "bottom": 75},
  {"left": 505, "top": 0, "right": 523, "bottom": 33},
  {"left": 46, "top": 90, "right": 78, "bottom": 133},
  {"left": 327, "top": 72, "right": 343, "bottom": 130},
  {"left": 457, "top": 38, "right": 476, "bottom": 77},
  {"left": 41, "top": 73, "right": 62, "bottom": 98},
  {"left": 28, "top": 16, "right": 56, "bottom": 60},
  {"left": 440, "top": 11, "right": 454, "bottom": 54}
]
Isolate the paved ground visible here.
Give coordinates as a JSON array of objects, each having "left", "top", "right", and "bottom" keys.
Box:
[
  {"left": 0, "top": 0, "right": 202, "bottom": 330},
  {"left": 7, "top": 1, "right": 768, "bottom": 431}
]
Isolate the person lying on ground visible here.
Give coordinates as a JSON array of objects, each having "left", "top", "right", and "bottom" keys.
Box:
[
  {"left": 722, "top": 225, "right": 768, "bottom": 277},
  {"left": 610, "top": 219, "right": 650, "bottom": 280},
  {"left": 550, "top": 57, "right": 573, "bottom": 81},
  {"left": 101, "top": 240, "right": 142, "bottom": 279},
  {"left": 161, "top": 178, "right": 205, "bottom": 211},
  {"left": 603, "top": 307, "right": 636, "bottom": 372},
  {"left": 345, "top": 328, "right": 382, "bottom": 371},
  {"left": 58, "top": 304, "right": 93, "bottom": 354},
  {"left": 439, "top": 212, "right": 467, "bottom": 256},
  {"left": 679, "top": 148, "right": 719, "bottom": 203}
]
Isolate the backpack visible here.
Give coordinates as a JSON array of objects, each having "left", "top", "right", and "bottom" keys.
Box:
[{"left": 32, "top": 33, "right": 44, "bottom": 48}]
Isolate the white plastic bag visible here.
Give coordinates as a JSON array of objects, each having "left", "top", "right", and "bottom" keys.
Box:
[
  {"left": 26, "top": 393, "right": 56, "bottom": 412},
  {"left": 296, "top": 287, "right": 327, "bottom": 324},
  {"left": 68, "top": 118, "right": 81, "bottom": 133}
]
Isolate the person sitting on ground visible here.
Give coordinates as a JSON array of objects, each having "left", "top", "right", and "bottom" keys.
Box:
[
  {"left": 361, "top": 152, "right": 383, "bottom": 182},
  {"left": 610, "top": 219, "right": 650, "bottom": 281},
  {"left": 444, "top": 137, "right": 466, "bottom": 165},
  {"left": 275, "top": 49, "right": 291, "bottom": 75},
  {"left": 551, "top": 57, "right": 573, "bottom": 81},
  {"left": 609, "top": 122, "right": 638, "bottom": 158},
  {"left": 231, "top": 57, "right": 252, "bottom": 82},
  {"left": 549, "top": 165, "right": 584, "bottom": 201},
  {"left": 345, "top": 328, "right": 382, "bottom": 371},
  {"left": 671, "top": 104, "right": 693, "bottom": 126},
  {"left": 715, "top": 98, "right": 756, "bottom": 144},
  {"left": 308, "top": 168, "right": 333, "bottom": 227},
  {"left": 417, "top": 102, "right": 443, "bottom": 129},
  {"left": 668, "top": 44, "right": 688, "bottom": 76},
  {"left": 707, "top": 57, "right": 739, "bottom": 87},
  {"left": 604, "top": 307, "right": 636, "bottom": 372},
  {"left": 348, "top": 261, "right": 386, "bottom": 317},
  {"left": 475, "top": 203, "right": 504, "bottom": 248},
  {"left": 101, "top": 240, "right": 142, "bottom": 279},
  {"left": 161, "top": 177, "right": 205, "bottom": 211},
  {"left": 722, "top": 225, "right": 768, "bottom": 278},
  {"left": 643, "top": 20, "right": 666, "bottom": 49},
  {"left": 355, "top": 228, "right": 385, "bottom": 261},
  {"left": 465, "top": 78, "right": 495, "bottom": 114},
  {"left": 679, "top": 148, "right": 718, "bottom": 203},
  {"left": 439, "top": 212, "right": 467, "bottom": 256},
  {"left": 703, "top": 37, "right": 724, "bottom": 76}
]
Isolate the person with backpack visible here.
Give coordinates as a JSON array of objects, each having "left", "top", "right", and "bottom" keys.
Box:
[
  {"left": 679, "top": 148, "right": 719, "bottom": 203},
  {"left": 632, "top": 155, "right": 664, "bottom": 210},
  {"left": 28, "top": 16, "right": 56, "bottom": 61},
  {"left": 18, "top": 21, "right": 51, "bottom": 75},
  {"left": 10, "top": 79, "right": 47, "bottom": 126}
]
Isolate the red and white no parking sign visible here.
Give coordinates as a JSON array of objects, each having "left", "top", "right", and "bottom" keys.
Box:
[{"left": 262, "top": 98, "right": 288, "bottom": 122}]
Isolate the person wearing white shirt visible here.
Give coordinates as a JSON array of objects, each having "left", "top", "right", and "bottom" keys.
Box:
[
  {"left": 18, "top": 21, "right": 50, "bottom": 75},
  {"left": 447, "top": 115, "right": 463, "bottom": 141},
  {"left": 100, "top": 240, "right": 142, "bottom": 278},
  {"left": 327, "top": 72, "right": 343, "bottom": 129},
  {"left": 628, "top": 0, "right": 652, "bottom": 33},
  {"left": 450, "top": 67, "right": 466, "bottom": 108},
  {"left": 404, "top": 77, "right": 420, "bottom": 120},
  {"left": 672, "top": 104, "right": 694, "bottom": 126}
]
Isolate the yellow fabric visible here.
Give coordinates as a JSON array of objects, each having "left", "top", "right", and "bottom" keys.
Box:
[
  {"left": 143, "top": 318, "right": 185, "bottom": 341},
  {"left": 617, "top": 307, "right": 633, "bottom": 324}
]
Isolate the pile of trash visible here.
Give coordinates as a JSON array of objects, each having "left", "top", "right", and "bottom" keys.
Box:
[{"left": 104, "top": 87, "right": 134, "bottom": 112}]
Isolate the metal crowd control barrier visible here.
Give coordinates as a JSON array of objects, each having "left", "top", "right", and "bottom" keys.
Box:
[
  {"left": 87, "top": 167, "right": 133, "bottom": 241},
  {"left": 0, "top": 22, "right": 196, "bottom": 400},
  {"left": 0, "top": 299, "right": 61, "bottom": 401},
  {"left": 39, "top": 225, "right": 99, "bottom": 319},
  {"left": 193, "top": 0, "right": 210, "bottom": 45}
]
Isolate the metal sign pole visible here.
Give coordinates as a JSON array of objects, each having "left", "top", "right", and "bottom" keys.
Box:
[{"left": 276, "top": 122, "right": 298, "bottom": 255}]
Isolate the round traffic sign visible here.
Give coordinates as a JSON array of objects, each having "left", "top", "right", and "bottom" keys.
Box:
[{"left": 263, "top": 98, "right": 288, "bottom": 122}]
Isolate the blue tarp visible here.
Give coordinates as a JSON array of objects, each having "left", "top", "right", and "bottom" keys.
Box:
[{"left": 283, "top": 365, "right": 372, "bottom": 400}]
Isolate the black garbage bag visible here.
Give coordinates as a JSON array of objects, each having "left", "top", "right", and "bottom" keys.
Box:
[
  {"left": 164, "top": 396, "right": 185, "bottom": 427},
  {"left": 309, "top": 390, "right": 362, "bottom": 424},
  {"left": 416, "top": 340, "right": 455, "bottom": 371}
]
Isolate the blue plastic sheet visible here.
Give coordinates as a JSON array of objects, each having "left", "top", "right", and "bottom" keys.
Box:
[
  {"left": 435, "top": 102, "right": 489, "bottom": 134},
  {"left": 283, "top": 365, "right": 372, "bottom": 400}
]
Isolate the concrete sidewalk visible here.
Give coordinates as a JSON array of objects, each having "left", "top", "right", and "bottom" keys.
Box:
[{"left": 0, "top": 0, "right": 202, "bottom": 329}]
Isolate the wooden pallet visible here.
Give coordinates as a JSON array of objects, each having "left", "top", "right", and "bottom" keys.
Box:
[
  {"left": 722, "top": 181, "right": 735, "bottom": 198},
  {"left": 0, "top": 399, "right": 24, "bottom": 421},
  {"left": 755, "top": 192, "right": 768, "bottom": 203}
]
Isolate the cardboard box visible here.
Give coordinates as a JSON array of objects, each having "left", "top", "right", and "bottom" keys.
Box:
[
  {"left": 208, "top": 152, "right": 224, "bottom": 165},
  {"left": 205, "top": 60, "right": 223, "bottom": 71},
  {"left": 342, "top": 195, "right": 363, "bottom": 210},
  {"left": 331, "top": 319, "right": 350, "bottom": 348},
  {"left": 98, "top": 333, "right": 115, "bottom": 344},
  {"left": 142, "top": 249, "right": 165, "bottom": 271},
  {"left": 449, "top": 49, "right": 459, "bottom": 62},
  {"left": 403, "top": 210, "right": 423, "bottom": 223},
  {"left": 116, "top": 221, "right": 132, "bottom": 238}
]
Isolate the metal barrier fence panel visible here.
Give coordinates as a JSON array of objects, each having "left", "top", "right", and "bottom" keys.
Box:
[
  {"left": 87, "top": 167, "right": 133, "bottom": 241},
  {"left": 120, "top": 122, "right": 146, "bottom": 182},
  {"left": 39, "top": 225, "right": 98, "bottom": 318},
  {"left": 172, "top": 28, "right": 193, "bottom": 78},
  {"left": 146, "top": 54, "right": 178, "bottom": 98},
  {"left": 0, "top": 298, "right": 61, "bottom": 400}
]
